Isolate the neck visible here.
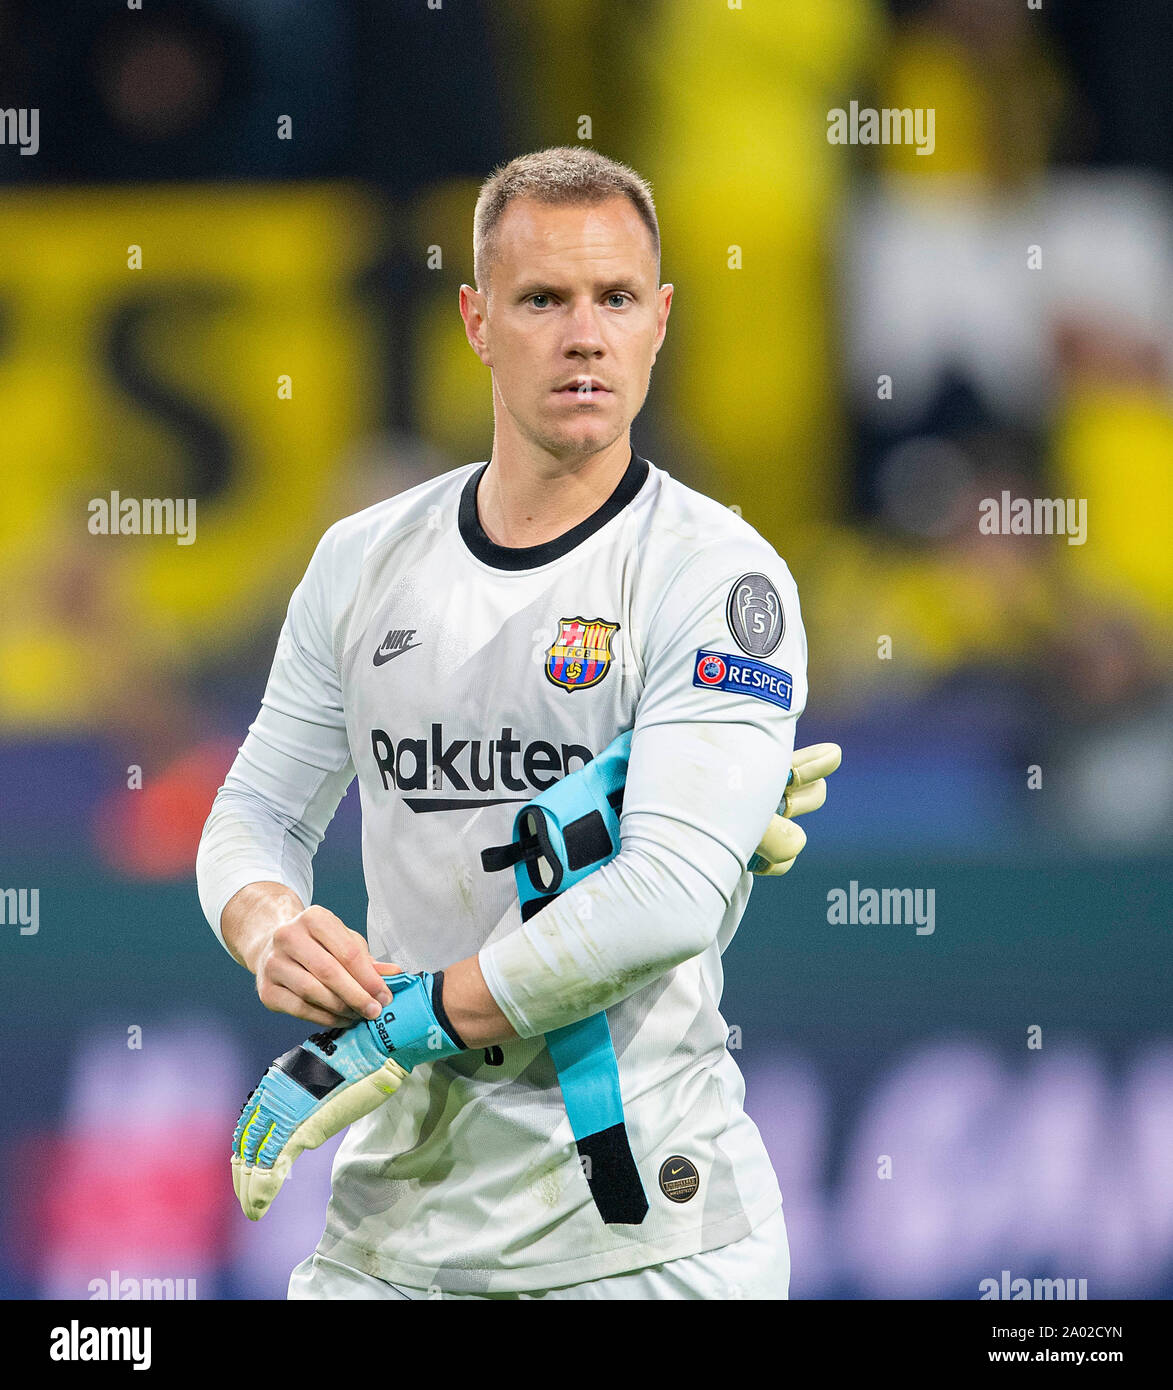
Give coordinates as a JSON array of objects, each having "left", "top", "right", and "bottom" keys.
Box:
[{"left": 476, "top": 437, "right": 633, "bottom": 548}]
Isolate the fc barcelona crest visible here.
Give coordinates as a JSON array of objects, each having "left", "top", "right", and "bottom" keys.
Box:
[{"left": 545, "top": 616, "right": 620, "bottom": 693}]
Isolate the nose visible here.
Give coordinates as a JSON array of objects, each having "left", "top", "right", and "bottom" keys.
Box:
[{"left": 562, "top": 297, "right": 606, "bottom": 359}]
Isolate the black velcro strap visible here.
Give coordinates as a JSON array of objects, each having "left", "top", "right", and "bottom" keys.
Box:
[
  {"left": 482, "top": 812, "right": 565, "bottom": 896},
  {"left": 577, "top": 1123, "right": 649, "bottom": 1225},
  {"left": 520, "top": 893, "right": 560, "bottom": 923},
  {"left": 564, "top": 810, "right": 615, "bottom": 872},
  {"left": 275, "top": 1045, "right": 345, "bottom": 1100},
  {"left": 429, "top": 969, "right": 468, "bottom": 1051},
  {"left": 480, "top": 840, "right": 528, "bottom": 873}
]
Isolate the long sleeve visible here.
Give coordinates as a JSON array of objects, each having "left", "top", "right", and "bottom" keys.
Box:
[
  {"left": 479, "top": 537, "right": 808, "bottom": 1038},
  {"left": 196, "top": 525, "right": 356, "bottom": 951}
]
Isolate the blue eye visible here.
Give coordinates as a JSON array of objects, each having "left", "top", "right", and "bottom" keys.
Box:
[
  {"left": 529, "top": 294, "right": 551, "bottom": 308},
  {"left": 607, "top": 294, "right": 630, "bottom": 308}
]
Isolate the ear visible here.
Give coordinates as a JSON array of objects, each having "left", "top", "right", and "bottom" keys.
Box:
[
  {"left": 460, "top": 283, "right": 492, "bottom": 366},
  {"left": 652, "top": 283, "right": 674, "bottom": 360}
]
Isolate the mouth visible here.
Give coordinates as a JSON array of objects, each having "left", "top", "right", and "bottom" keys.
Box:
[{"left": 553, "top": 378, "right": 610, "bottom": 396}]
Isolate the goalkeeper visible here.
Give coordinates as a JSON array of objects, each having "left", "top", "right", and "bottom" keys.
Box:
[{"left": 198, "top": 145, "right": 837, "bottom": 1300}]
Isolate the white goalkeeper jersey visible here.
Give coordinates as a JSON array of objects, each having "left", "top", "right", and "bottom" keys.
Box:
[{"left": 198, "top": 449, "right": 808, "bottom": 1293}]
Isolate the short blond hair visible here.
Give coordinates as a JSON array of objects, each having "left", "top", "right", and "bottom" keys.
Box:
[{"left": 473, "top": 145, "right": 660, "bottom": 290}]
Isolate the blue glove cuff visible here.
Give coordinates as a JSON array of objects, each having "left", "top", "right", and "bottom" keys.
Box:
[{"left": 362, "top": 970, "right": 467, "bottom": 1072}]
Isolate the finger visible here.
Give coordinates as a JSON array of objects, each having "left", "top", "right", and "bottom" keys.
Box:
[
  {"left": 753, "top": 815, "right": 806, "bottom": 868},
  {"left": 369, "top": 962, "right": 403, "bottom": 977},
  {"left": 236, "top": 1099, "right": 268, "bottom": 1163},
  {"left": 302, "top": 921, "right": 393, "bottom": 1014},
  {"left": 789, "top": 743, "right": 842, "bottom": 788},
  {"left": 269, "top": 953, "right": 368, "bottom": 1021},
  {"left": 232, "top": 1153, "right": 287, "bottom": 1222},
  {"left": 324, "top": 930, "right": 396, "bottom": 1005},
  {"left": 260, "top": 982, "right": 353, "bottom": 1029},
  {"left": 784, "top": 777, "right": 827, "bottom": 819}
]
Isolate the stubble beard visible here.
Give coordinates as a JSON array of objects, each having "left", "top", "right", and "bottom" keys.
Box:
[{"left": 512, "top": 391, "right": 628, "bottom": 467}]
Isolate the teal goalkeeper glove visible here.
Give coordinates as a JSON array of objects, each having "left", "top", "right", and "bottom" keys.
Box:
[
  {"left": 231, "top": 969, "right": 467, "bottom": 1220},
  {"left": 749, "top": 742, "right": 842, "bottom": 876}
]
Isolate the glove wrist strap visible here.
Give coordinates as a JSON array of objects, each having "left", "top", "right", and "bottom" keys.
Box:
[{"left": 429, "top": 970, "right": 468, "bottom": 1052}]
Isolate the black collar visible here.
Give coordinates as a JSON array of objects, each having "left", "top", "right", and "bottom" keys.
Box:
[{"left": 458, "top": 450, "right": 649, "bottom": 571}]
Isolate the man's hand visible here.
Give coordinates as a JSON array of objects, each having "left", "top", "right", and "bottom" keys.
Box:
[
  {"left": 749, "top": 742, "right": 842, "bottom": 876},
  {"left": 221, "top": 884, "right": 397, "bottom": 1028},
  {"left": 254, "top": 906, "right": 400, "bottom": 1026},
  {"left": 232, "top": 969, "right": 467, "bottom": 1220}
]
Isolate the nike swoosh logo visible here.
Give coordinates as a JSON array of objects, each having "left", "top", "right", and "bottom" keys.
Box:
[
  {"left": 670, "top": 1166, "right": 683, "bottom": 1175},
  {"left": 372, "top": 642, "right": 422, "bottom": 666}
]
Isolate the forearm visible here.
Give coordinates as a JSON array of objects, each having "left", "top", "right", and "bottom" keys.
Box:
[
  {"left": 476, "top": 830, "right": 723, "bottom": 1039},
  {"left": 456, "top": 720, "right": 791, "bottom": 1042},
  {"left": 220, "top": 880, "right": 306, "bottom": 973},
  {"left": 439, "top": 954, "right": 518, "bottom": 1048},
  {"left": 197, "top": 778, "right": 317, "bottom": 953},
  {"left": 196, "top": 719, "right": 354, "bottom": 954}
]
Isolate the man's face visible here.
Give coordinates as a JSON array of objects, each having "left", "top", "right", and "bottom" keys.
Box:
[{"left": 461, "top": 196, "right": 672, "bottom": 464}]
